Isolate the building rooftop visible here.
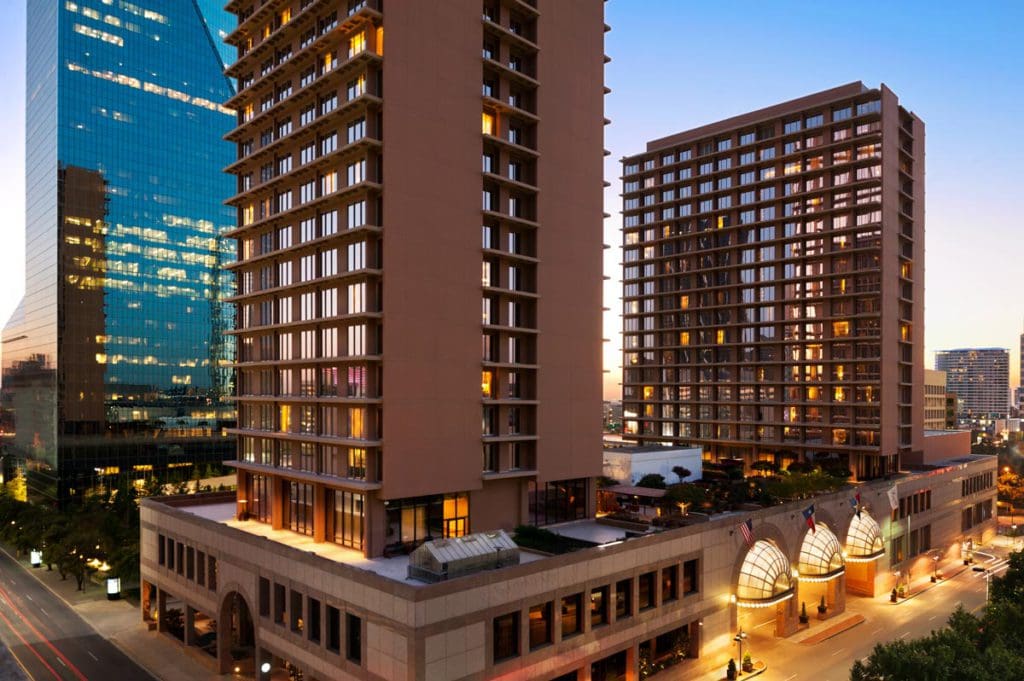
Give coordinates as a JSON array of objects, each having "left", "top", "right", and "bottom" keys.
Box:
[{"left": 178, "top": 501, "right": 547, "bottom": 585}]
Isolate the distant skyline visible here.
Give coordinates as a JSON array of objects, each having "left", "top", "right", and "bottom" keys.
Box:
[{"left": 0, "top": 2, "right": 1021, "bottom": 401}]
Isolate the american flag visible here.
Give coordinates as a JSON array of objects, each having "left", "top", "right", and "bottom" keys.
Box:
[
  {"left": 738, "top": 518, "right": 754, "bottom": 547},
  {"left": 802, "top": 504, "right": 817, "bottom": 533}
]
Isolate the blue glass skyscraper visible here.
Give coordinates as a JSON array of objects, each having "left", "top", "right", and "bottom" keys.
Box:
[{"left": 2, "top": 1, "right": 236, "bottom": 502}]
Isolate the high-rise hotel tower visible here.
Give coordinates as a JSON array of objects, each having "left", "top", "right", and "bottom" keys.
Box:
[
  {"left": 621, "top": 83, "right": 925, "bottom": 479},
  {"left": 226, "top": 0, "right": 605, "bottom": 557}
]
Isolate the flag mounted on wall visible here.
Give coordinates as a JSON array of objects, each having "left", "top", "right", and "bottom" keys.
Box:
[
  {"left": 887, "top": 485, "right": 899, "bottom": 511},
  {"left": 738, "top": 518, "right": 754, "bottom": 548},
  {"left": 802, "top": 504, "right": 816, "bottom": 533},
  {"left": 849, "top": 493, "right": 862, "bottom": 518}
]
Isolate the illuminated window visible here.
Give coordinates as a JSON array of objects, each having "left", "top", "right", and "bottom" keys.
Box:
[
  {"left": 348, "top": 31, "right": 366, "bottom": 57},
  {"left": 846, "top": 513, "right": 884, "bottom": 558},
  {"left": 679, "top": 331, "right": 690, "bottom": 345},
  {"left": 736, "top": 540, "right": 793, "bottom": 602},
  {"left": 833, "top": 387, "right": 846, "bottom": 402},
  {"left": 832, "top": 320, "right": 850, "bottom": 337},
  {"left": 797, "top": 523, "right": 844, "bottom": 576},
  {"left": 900, "top": 323, "right": 911, "bottom": 342},
  {"left": 716, "top": 329, "right": 725, "bottom": 345},
  {"left": 642, "top": 386, "right": 655, "bottom": 400},
  {"left": 482, "top": 111, "right": 496, "bottom": 135},
  {"left": 279, "top": 404, "right": 291, "bottom": 433},
  {"left": 482, "top": 371, "right": 494, "bottom": 398},
  {"left": 679, "top": 295, "right": 689, "bottom": 309}
]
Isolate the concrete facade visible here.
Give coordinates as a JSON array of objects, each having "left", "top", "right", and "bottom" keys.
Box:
[
  {"left": 140, "top": 454, "right": 996, "bottom": 680},
  {"left": 602, "top": 445, "right": 703, "bottom": 485},
  {"left": 620, "top": 83, "right": 925, "bottom": 481},
  {"left": 224, "top": 0, "right": 606, "bottom": 558}
]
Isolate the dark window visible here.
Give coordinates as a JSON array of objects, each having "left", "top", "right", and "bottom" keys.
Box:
[
  {"left": 186, "top": 547, "right": 195, "bottom": 581},
  {"left": 662, "top": 565, "right": 678, "bottom": 602},
  {"left": 528, "top": 602, "right": 552, "bottom": 650},
  {"left": 561, "top": 593, "right": 582, "bottom": 638},
  {"left": 326, "top": 606, "right": 341, "bottom": 653},
  {"left": 290, "top": 590, "right": 303, "bottom": 633},
  {"left": 528, "top": 478, "right": 588, "bottom": 526},
  {"left": 346, "top": 613, "right": 362, "bottom": 664},
  {"left": 639, "top": 572, "right": 656, "bottom": 610},
  {"left": 274, "top": 583, "right": 286, "bottom": 624},
  {"left": 308, "top": 598, "right": 321, "bottom": 643},
  {"left": 259, "top": 578, "right": 270, "bottom": 617},
  {"left": 158, "top": 534, "right": 165, "bottom": 565},
  {"left": 176, "top": 542, "right": 185, "bottom": 575},
  {"left": 196, "top": 551, "right": 206, "bottom": 587},
  {"left": 615, "top": 578, "right": 632, "bottom": 619},
  {"left": 590, "top": 586, "right": 609, "bottom": 628},
  {"left": 208, "top": 556, "right": 217, "bottom": 591},
  {"left": 493, "top": 611, "right": 520, "bottom": 661},
  {"left": 683, "top": 559, "right": 699, "bottom": 595}
]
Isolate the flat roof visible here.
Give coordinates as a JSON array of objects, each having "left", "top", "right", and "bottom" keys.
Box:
[
  {"left": 176, "top": 502, "right": 546, "bottom": 585},
  {"left": 603, "top": 444, "right": 701, "bottom": 454},
  {"left": 547, "top": 519, "right": 637, "bottom": 545},
  {"left": 636, "top": 82, "right": 871, "bottom": 156}
]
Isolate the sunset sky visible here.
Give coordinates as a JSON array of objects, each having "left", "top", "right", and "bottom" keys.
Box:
[{"left": 0, "top": 1, "right": 1020, "bottom": 401}]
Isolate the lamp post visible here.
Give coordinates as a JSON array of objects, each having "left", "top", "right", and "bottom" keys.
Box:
[{"left": 733, "top": 628, "right": 748, "bottom": 674}]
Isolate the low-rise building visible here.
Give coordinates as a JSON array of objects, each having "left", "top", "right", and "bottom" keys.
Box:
[
  {"left": 140, "top": 453, "right": 996, "bottom": 680},
  {"left": 603, "top": 444, "right": 703, "bottom": 485}
]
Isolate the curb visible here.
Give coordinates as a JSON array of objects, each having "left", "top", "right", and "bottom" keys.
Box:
[{"left": 0, "top": 544, "right": 166, "bottom": 681}]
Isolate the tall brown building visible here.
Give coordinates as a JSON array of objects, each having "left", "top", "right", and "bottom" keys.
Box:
[
  {"left": 621, "top": 83, "right": 924, "bottom": 479},
  {"left": 226, "top": 0, "right": 604, "bottom": 557}
]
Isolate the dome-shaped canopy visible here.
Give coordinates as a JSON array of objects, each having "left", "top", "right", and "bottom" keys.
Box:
[
  {"left": 798, "top": 523, "right": 844, "bottom": 576},
  {"left": 846, "top": 512, "right": 884, "bottom": 558},
  {"left": 737, "top": 540, "right": 793, "bottom": 601}
]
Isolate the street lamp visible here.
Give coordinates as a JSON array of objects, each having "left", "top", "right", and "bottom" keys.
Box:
[{"left": 733, "top": 628, "right": 748, "bottom": 675}]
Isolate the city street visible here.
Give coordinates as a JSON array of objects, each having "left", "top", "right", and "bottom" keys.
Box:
[
  {"left": 712, "top": 544, "right": 1014, "bottom": 681},
  {"left": 0, "top": 549, "right": 155, "bottom": 681}
]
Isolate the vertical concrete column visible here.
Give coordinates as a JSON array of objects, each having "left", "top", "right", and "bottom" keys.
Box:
[
  {"left": 831, "top": 575, "right": 847, "bottom": 613},
  {"left": 272, "top": 478, "right": 285, "bottom": 530},
  {"left": 625, "top": 643, "right": 640, "bottom": 681},
  {"left": 237, "top": 473, "right": 249, "bottom": 520},
  {"left": 774, "top": 597, "right": 799, "bottom": 638},
  {"left": 313, "top": 484, "right": 327, "bottom": 543},
  {"left": 184, "top": 605, "right": 196, "bottom": 646},
  {"left": 156, "top": 589, "right": 168, "bottom": 633},
  {"left": 365, "top": 493, "right": 387, "bottom": 558}
]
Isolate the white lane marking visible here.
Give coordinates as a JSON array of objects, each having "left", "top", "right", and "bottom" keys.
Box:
[
  {"left": 928, "top": 615, "right": 937, "bottom": 621},
  {"left": 783, "top": 675, "right": 797, "bottom": 681},
  {"left": 24, "top": 595, "right": 31, "bottom": 602},
  {"left": 39, "top": 607, "right": 47, "bottom": 617},
  {"left": 899, "top": 632, "right": 910, "bottom": 639},
  {"left": 87, "top": 651, "right": 98, "bottom": 662},
  {"left": 57, "top": 657, "right": 67, "bottom": 667},
  {"left": 830, "top": 648, "right": 845, "bottom": 657}
]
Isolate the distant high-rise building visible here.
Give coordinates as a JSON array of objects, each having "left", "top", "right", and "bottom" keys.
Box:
[
  {"left": 2, "top": 1, "right": 237, "bottom": 502},
  {"left": 620, "top": 83, "right": 925, "bottom": 479},
  {"left": 924, "top": 369, "right": 947, "bottom": 430},
  {"left": 935, "top": 348, "right": 1010, "bottom": 421}
]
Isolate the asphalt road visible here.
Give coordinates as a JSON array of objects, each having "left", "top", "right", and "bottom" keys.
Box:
[
  {"left": 741, "top": 550, "right": 1008, "bottom": 681},
  {"left": 0, "top": 549, "right": 155, "bottom": 681}
]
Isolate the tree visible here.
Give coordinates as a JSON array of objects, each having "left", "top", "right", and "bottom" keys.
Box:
[
  {"left": 750, "top": 461, "right": 778, "bottom": 476},
  {"left": 661, "top": 483, "right": 706, "bottom": 511},
  {"left": 635, "top": 473, "right": 667, "bottom": 490},
  {"left": 850, "top": 553, "right": 1024, "bottom": 680},
  {"left": 671, "top": 466, "right": 691, "bottom": 483}
]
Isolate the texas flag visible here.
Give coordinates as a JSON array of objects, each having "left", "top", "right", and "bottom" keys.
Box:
[{"left": 802, "top": 504, "right": 817, "bottom": 533}]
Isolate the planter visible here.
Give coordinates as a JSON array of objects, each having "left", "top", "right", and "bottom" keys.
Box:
[
  {"left": 817, "top": 609, "right": 827, "bottom": 620},
  {"left": 742, "top": 661, "right": 754, "bottom": 673}
]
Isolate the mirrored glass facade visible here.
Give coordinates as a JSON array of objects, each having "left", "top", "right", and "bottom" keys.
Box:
[{"left": 2, "top": 0, "right": 236, "bottom": 502}]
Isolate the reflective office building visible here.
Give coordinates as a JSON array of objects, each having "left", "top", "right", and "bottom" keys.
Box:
[{"left": 2, "top": 1, "right": 237, "bottom": 502}]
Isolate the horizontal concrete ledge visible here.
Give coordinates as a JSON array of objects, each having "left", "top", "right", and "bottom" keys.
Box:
[{"left": 800, "top": 613, "right": 866, "bottom": 645}]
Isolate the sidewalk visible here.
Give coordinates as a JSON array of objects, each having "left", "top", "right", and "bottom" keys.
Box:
[{"left": 1, "top": 546, "right": 222, "bottom": 681}]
